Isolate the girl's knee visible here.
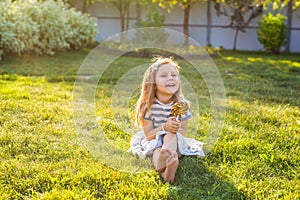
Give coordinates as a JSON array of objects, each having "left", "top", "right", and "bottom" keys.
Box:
[
  {"left": 165, "top": 132, "right": 177, "bottom": 138},
  {"left": 163, "top": 133, "right": 177, "bottom": 143}
]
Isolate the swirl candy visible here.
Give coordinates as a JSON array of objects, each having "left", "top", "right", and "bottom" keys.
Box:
[{"left": 171, "top": 101, "right": 188, "bottom": 120}]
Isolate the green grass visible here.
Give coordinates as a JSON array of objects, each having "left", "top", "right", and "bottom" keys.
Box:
[{"left": 0, "top": 50, "right": 299, "bottom": 199}]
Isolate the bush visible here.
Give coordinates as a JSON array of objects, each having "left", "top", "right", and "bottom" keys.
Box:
[
  {"left": 0, "top": 0, "right": 98, "bottom": 55},
  {"left": 257, "top": 13, "right": 288, "bottom": 54},
  {"left": 135, "top": 6, "right": 169, "bottom": 45}
]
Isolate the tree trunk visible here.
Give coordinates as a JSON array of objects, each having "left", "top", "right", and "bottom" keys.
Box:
[
  {"left": 125, "top": 2, "right": 130, "bottom": 32},
  {"left": 183, "top": 2, "right": 190, "bottom": 45},
  {"left": 120, "top": 11, "right": 125, "bottom": 41},
  {"left": 136, "top": 1, "right": 141, "bottom": 27},
  {"left": 286, "top": 0, "right": 293, "bottom": 52},
  {"left": 206, "top": 0, "right": 211, "bottom": 46},
  {"left": 82, "top": 0, "right": 87, "bottom": 14},
  {"left": 233, "top": 27, "right": 239, "bottom": 51}
]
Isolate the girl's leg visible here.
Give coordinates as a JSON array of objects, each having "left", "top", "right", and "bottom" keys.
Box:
[
  {"left": 161, "top": 151, "right": 178, "bottom": 183},
  {"left": 153, "top": 133, "right": 178, "bottom": 172},
  {"left": 162, "top": 132, "right": 178, "bottom": 152},
  {"left": 153, "top": 147, "right": 175, "bottom": 172},
  {"left": 161, "top": 133, "right": 179, "bottom": 183}
]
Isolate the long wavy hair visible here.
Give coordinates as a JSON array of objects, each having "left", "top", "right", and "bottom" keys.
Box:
[{"left": 135, "top": 56, "right": 182, "bottom": 124}]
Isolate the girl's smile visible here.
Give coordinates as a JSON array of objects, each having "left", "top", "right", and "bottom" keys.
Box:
[{"left": 155, "top": 64, "right": 180, "bottom": 101}]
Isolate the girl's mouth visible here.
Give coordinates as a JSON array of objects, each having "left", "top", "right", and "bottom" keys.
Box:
[{"left": 166, "top": 83, "right": 176, "bottom": 87}]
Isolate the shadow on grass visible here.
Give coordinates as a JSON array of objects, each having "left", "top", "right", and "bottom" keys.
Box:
[
  {"left": 168, "top": 156, "right": 246, "bottom": 200},
  {"left": 2, "top": 50, "right": 299, "bottom": 107},
  {"left": 0, "top": 50, "right": 89, "bottom": 80}
]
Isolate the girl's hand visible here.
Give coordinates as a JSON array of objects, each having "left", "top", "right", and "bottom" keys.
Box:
[{"left": 164, "top": 116, "right": 181, "bottom": 134}]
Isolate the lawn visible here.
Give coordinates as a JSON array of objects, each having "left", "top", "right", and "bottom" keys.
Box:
[{"left": 0, "top": 49, "right": 299, "bottom": 199}]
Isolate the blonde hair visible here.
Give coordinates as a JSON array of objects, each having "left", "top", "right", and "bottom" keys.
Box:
[{"left": 135, "top": 56, "right": 182, "bottom": 124}]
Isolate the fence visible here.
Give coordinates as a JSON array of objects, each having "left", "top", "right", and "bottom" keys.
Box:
[{"left": 84, "top": 1, "right": 300, "bottom": 52}]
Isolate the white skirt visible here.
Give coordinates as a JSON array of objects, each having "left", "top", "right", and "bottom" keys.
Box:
[{"left": 129, "top": 131, "right": 205, "bottom": 159}]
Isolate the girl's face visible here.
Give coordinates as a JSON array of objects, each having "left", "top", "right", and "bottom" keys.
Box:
[{"left": 155, "top": 63, "right": 180, "bottom": 97}]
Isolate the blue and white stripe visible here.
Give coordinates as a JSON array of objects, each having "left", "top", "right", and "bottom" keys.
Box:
[{"left": 144, "top": 98, "right": 192, "bottom": 128}]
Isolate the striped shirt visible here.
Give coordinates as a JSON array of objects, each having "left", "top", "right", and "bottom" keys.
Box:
[{"left": 144, "top": 98, "right": 192, "bottom": 128}]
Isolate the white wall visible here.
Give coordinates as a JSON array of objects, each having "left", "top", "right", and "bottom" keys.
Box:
[
  {"left": 291, "top": 7, "right": 300, "bottom": 52},
  {"left": 86, "top": 2, "right": 139, "bottom": 41},
  {"left": 77, "top": 1, "right": 300, "bottom": 52}
]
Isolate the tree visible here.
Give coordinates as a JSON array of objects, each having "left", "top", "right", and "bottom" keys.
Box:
[
  {"left": 182, "top": 0, "right": 197, "bottom": 44},
  {"left": 106, "top": 0, "right": 131, "bottom": 37},
  {"left": 262, "top": 0, "right": 300, "bottom": 10},
  {"left": 296, "top": 0, "right": 300, "bottom": 8},
  {"left": 213, "top": 0, "right": 264, "bottom": 50},
  {"left": 152, "top": 0, "right": 202, "bottom": 45},
  {"left": 66, "top": 0, "right": 102, "bottom": 13}
]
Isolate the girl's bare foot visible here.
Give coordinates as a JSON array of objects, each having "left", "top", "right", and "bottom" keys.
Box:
[
  {"left": 155, "top": 148, "right": 173, "bottom": 172},
  {"left": 161, "top": 152, "right": 178, "bottom": 183}
]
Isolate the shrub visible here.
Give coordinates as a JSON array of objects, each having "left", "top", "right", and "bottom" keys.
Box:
[
  {"left": 135, "top": 6, "right": 169, "bottom": 45},
  {"left": 0, "top": 0, "right": 98, "bottom": 55},
  {"left": 257, "top": 13, "right": 288, "bottom": 54}
]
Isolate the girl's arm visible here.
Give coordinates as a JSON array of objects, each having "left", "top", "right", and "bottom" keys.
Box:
[
  {"left": 141, "top": 119, "right": 163, "bottom": 140},
  {"left": 178, "top": 119, "right": 188, "bottom": 136},
  {"left": 141, "top": 117, "right": 189, "bottom": 140}
]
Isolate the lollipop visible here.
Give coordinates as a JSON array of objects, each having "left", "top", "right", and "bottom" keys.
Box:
[{"left": 171, "top": 101, "right": 188, "bottom": 121}]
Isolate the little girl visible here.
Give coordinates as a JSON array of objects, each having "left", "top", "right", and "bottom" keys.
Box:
[{"left": 130, "top": 56, "right": 205, "bottom": 183}]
